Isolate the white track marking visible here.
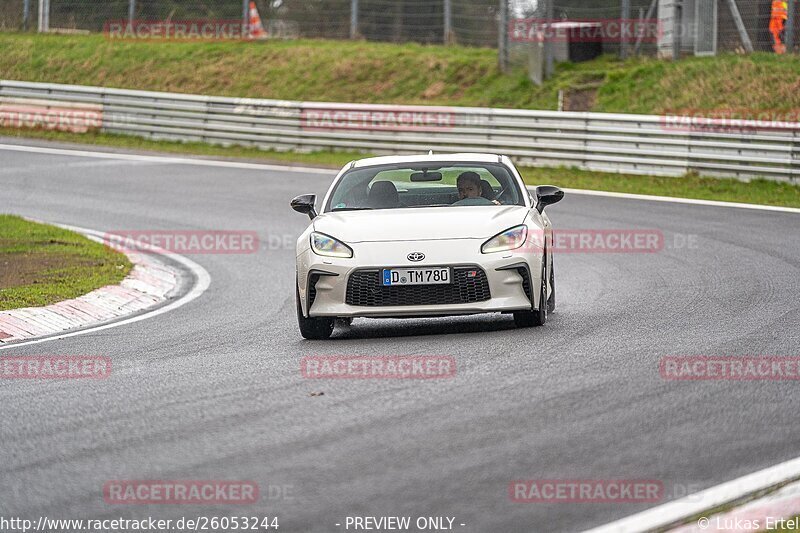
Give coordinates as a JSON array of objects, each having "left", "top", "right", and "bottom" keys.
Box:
[
  {"left": 557, "top": 187, "right": 800, "bottom": 215},
  {"left": 584, "top": 459, "right": 800, "bottom": 532},
  {"left": 0, "top": 224, "right": 211, "bottom": 352},
  {"left": 1, "top": 142, "right": 799, "bottom": 214},
  {"left": 0, "top": 142, "right": 334, "bottom": 174}
]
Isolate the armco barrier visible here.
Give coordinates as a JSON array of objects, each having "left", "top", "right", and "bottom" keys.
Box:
[{"left": 1, "top": 79, "right": 798, "bottom": 183}]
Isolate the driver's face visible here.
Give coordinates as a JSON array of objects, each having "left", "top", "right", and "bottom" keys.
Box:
[{"left": 458, "top": 181, "right": 481, "bottom": 199}]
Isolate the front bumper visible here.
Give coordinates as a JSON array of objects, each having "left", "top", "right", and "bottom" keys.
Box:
[{"left": 297, "top": 239, "right": 543, "bottom": 318}]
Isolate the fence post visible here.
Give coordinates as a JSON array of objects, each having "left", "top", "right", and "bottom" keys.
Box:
[
  {"left": 544, "top": 0, "right": 554, "bottom": 76},
  {"left": 528, "top": 39, "right": 544, "bottom": 85},
  {"left": 444, "top": 0, "right": 452, "bottom": 44},
  {"left": 242, "top": 0, "right": 249, "bottom": 38},
  {"left": 498, "top": 0, "right": 508, "bottom": 72},
  {"left": 673, "top": 2, "right": 681, "bottom": 59},
  {"left": 23, "top": 0, "right": 30, "bottom": 30},
  {"left": 37, "top": 0, "right": 49, "bottom": 32},
  {"left": 635, "top": 0, "right": 656, "bottom": 54},
  {"left": 350, "top": 0, "right": 358, "bottom": 39},
  {"left": 128, "top": 0, "right": 136, "bottom": 26},
  {"left": 725, "top": 0, "right": 754, "bottom": 53},
  {"left": 786, "top": 0, "right": 796, "bottom": 52},
  {"left": 621, "top": 0, "right": 630, "bottom": 58}
]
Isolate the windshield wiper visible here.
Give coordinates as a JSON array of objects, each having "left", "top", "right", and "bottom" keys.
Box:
[
  {"left": 331, "top": 207, "right": 373, "bottom": 211},
  {"left": 409, "top": 204, "right": 450, "bottom": 208}
]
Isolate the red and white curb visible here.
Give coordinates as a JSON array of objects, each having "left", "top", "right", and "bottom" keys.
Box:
[{"left": 0, "top": 223, "right": 207, "bottom": 347}]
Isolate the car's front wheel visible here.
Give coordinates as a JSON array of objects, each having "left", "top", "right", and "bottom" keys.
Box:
[
  {"left": 513, "top": 261, "right": 547, "bottom": 328},
  {"left": 296, "top": 282, "right": 334, "bottom": 340}
]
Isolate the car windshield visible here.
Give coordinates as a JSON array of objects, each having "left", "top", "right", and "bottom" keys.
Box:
[{"left": 324, "top": 162, "right": 524, "bottom": 212}]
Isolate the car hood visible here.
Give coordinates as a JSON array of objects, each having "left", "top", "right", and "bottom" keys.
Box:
[{"left": 313, "top": 206, "right": 529, "bottom": 243}]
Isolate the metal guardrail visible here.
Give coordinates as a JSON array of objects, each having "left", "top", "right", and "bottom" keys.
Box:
[{"left": 1, "top": 79, "right": 798, "bottom": 182}]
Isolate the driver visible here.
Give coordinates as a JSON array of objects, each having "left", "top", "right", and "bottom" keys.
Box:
[{"left": 452, "top": 171, "right": 494, "bottom": 206}]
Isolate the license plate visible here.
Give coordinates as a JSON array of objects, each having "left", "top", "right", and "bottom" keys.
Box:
[{"left": 382, "top": 267, "right": 451, "bottom": 286}]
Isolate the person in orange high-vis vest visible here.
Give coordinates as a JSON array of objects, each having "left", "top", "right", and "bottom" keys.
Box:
[{"left": 770, "top": 0, "right": 788, "bottom": 54}]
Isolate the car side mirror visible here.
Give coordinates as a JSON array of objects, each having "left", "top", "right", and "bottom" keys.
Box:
[
  {"left": 291, "top": 194, "right": 318, "bottom": 220},
  {"left": 534, "top": 185, "right": 564, "bottom": 214}
]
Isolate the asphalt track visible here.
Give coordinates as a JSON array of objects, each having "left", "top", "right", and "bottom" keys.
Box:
[{"left": 2, "top": 138, "right": 800, "bottom": 532}]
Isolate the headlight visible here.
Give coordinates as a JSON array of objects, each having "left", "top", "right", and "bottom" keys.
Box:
[
  {"left": 481, "top": 225, "right": 528, "bottom": 254},
  {"left": 310, "top": 232, "right": 353, "bottom": 258}
]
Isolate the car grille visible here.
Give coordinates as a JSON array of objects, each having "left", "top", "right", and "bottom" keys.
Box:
[{"left": 345, "top": 266, "right": 491, "bottom": 307}]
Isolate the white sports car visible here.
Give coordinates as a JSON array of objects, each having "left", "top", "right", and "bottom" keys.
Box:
[{"left": 291, "top": 153, "right": 563, "bottom": 339}]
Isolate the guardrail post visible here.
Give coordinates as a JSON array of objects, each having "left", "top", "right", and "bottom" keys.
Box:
[
  {"left": 100, "top": 88, "right": 108, "bottom": 134},
  {"left": 581, "top": 116, "right": 589, "bottom": 171},
  {"left": 792, "top": 129, "right": 799, "bottom": 184}
]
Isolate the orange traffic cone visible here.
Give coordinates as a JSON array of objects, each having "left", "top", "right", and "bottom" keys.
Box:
[{"left": 247, "top": 1, "right": 268, "bottom": 40}]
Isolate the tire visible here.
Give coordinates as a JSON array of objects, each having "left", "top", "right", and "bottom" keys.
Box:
[
  {"left": 547, "top": 257, "right": 556, "bottom": 314},
  {"left": 513, "top": 260, "right": 547, "bottom": 328},
  {"left": 296, "top": 282, "right": 334, "bottom": 340}
]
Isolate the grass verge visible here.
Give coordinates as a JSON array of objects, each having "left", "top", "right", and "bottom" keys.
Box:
[
  {"left": 4, "top": 32, "right": 800, "bottom": 115},
  {"left": 0, "top": 215, "right": 132, "bottom": 311},
  {"left": 3, "top": 127, "right": 800, "bottom": 209}
]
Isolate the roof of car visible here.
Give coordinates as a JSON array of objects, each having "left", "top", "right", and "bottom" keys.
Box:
[{"left": 349, "top": 153, "right": 504, "bottom": 168}]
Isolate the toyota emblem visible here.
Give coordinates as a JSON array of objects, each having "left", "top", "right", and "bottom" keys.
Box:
[{"left": 407, "top": 252, "right": 425, "bottom": 262}]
